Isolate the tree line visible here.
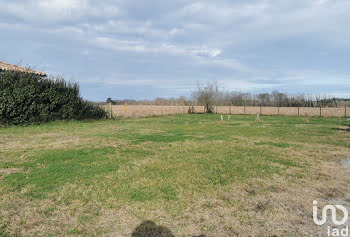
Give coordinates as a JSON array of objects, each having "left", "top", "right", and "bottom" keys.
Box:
[{"left": 105, "top": 82, "right": 348, "bottom": 113}]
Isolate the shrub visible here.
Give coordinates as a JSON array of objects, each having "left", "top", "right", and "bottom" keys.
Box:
[
  {"left": 188, "top": 105, "right": 196, "bottom": 114},
  {"left": 0, "top": 71, "right": 106, "bottom": 125}
]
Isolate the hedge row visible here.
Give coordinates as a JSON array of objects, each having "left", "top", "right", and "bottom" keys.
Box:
[{"left": 0, "top": 71, "right": 106, "bottom": 125}]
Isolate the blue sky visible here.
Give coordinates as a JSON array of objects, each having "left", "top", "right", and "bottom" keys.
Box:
[{"left": 1, "top": 0, "right": 350, "bottom": 101}]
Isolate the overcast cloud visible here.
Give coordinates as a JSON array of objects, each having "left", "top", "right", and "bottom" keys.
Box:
[{"left": 1, "top": 0, "right": 350, "bottom": 101}]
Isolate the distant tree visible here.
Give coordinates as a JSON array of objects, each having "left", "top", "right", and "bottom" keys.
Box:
[
  {"left": 192, "top": 82, "right": 221, "bottom": 113},
  {"left": 257, "top": 93, "right": 271, "bottom": 106},
  {"left": 227, "top": 92, "right": 245, "bottom": 106},
  {"left": 271, "top": 90, "right": 288, "bottom": 106}
]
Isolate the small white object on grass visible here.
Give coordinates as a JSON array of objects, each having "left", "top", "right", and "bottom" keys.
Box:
[
  {"left": 228, "top": 115, "right": 231, "bottom": 121},
  {"left": 256, "top": 113, "right": 260, "bottom": 123},
  {"left": 220, "top": 115, "right": 223, "bottom": 121},
  {"left": 347, "top": 118, "right": 350, "bottom": 121}
]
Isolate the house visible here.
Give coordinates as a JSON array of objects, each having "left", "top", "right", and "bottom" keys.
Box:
[{"left": 0, "top": 61, "right": 46, "bottom": 76}]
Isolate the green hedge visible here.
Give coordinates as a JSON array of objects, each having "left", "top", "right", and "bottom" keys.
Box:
[{"left": 0, "top": 71, "right": 106, "bottom": 125}]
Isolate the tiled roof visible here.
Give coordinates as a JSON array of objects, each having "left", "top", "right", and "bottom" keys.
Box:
[{"left": 0, "top": 61, "right": 46, "bottom": 76}]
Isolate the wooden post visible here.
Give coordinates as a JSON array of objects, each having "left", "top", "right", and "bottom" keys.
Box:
[
  {"left": 108, "top": 101, "right": 112, "bottom": 119},
  {"left": 345, "top": 105, "right": 347, "bottom": 118},
  {"left": 278, "top": 105, "right": 280, "bottom": 116},
  {"left": 319, "top": 106, "right": 322, "bottom": 117}
]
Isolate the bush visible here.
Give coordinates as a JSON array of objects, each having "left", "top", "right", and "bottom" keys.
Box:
[
  {"left": 0, "top": 71, "right": 106, "bottom": 125},
  {"left": 188, "top": 105, "right": 196, "bottom": 114}
]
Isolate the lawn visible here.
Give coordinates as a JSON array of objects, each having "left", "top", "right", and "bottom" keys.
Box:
[{"left": 0, "top": 114, "right": 349, "bottom": 236}]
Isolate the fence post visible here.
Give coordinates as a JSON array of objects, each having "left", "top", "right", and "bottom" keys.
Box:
[
  {"left": 244, "top": 104, "right": 246, "bottom": 115},
  {"left": 345, "top": 105, "right": 347, "bottom": 118},
  {"left": 260, "top": 104, "right": 262, "bottom": 115},
  {"left": 344, "top": 104, "right": 346, "bottom": 118},
  {"left": 109, "top": 101, "right": 112, "bottom": 119},
  {"left": 320, "top": 106, "right": 322, "bottom": 117},
  {"left": 298, "top": 105, "right": 300, "bottom": 117},
  {"left": 278, "top": 105, "right": 280, "bottom": 116},
  {"left": 139, "top": 104, "right": 141, "bottom": 115}
]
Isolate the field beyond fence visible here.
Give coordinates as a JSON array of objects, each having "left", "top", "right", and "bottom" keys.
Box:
[{"left": 104, "top": 105, "right": 349, "bottom": 118}]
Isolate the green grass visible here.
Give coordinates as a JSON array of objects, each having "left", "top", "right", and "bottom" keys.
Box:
[
  {"left": 0, "top": 114, "right": 349, "bottom": 236},
  {"left": 0, "top": 114, "right": 348, "bottom": 201},
  {"left": 3, "top": 147, "right": 123, "bottom": 199}
]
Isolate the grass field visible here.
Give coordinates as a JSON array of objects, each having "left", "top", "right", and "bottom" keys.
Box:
[{"left": 0, "top": 114, "right": 350, "bottom": 236}]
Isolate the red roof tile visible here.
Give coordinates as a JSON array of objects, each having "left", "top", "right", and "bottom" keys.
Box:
[{"left": 0, "top": 61, "right": 46, "bottom": 76}]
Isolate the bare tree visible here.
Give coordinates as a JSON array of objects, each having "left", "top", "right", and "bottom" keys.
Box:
[
  {"left": 257, "top": 93, "right": 271, "bottom": 106},
  {"left": 192, "top": 82, "right": 221, "bottom": 113}
]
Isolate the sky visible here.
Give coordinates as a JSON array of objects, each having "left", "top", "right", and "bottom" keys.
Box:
[{"left": 1, "top": 0, "right": 350, "bottom": 101}]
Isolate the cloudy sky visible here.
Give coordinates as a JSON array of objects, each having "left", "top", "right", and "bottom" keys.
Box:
[{"left": 1, "top": 0, "right": 350, "bottom": 101}]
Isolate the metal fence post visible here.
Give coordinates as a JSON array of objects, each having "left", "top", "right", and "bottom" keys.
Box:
[{"left": 298, "top": 105, "right": 300, "bottom": 117}]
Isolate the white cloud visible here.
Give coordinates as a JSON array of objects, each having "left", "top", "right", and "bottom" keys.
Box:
[
  {"left": 1, "top": 0, "right": 120, "bottom": 22},
  {"left": 168, "top": 28, "right": 184, "bottom": 36},
  {"left": 1, "top": 0, "right": 350, "bottom": 99},
  {"left": 92, "top": 36, "right": 222, "bottom": 59}
]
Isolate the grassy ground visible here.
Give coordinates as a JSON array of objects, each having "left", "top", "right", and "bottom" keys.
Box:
[{"left": 0, "top": 114, "right": 349, "bottom": 236}]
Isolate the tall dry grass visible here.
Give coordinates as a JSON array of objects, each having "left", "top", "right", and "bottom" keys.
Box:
[{"left": 104, "top": 105, "right": 348, "bottom": 118}]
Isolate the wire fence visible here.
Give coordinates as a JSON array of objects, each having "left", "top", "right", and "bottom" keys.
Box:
[{"left": 104, "top": 104, "right": 349, "bottom": 118}]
